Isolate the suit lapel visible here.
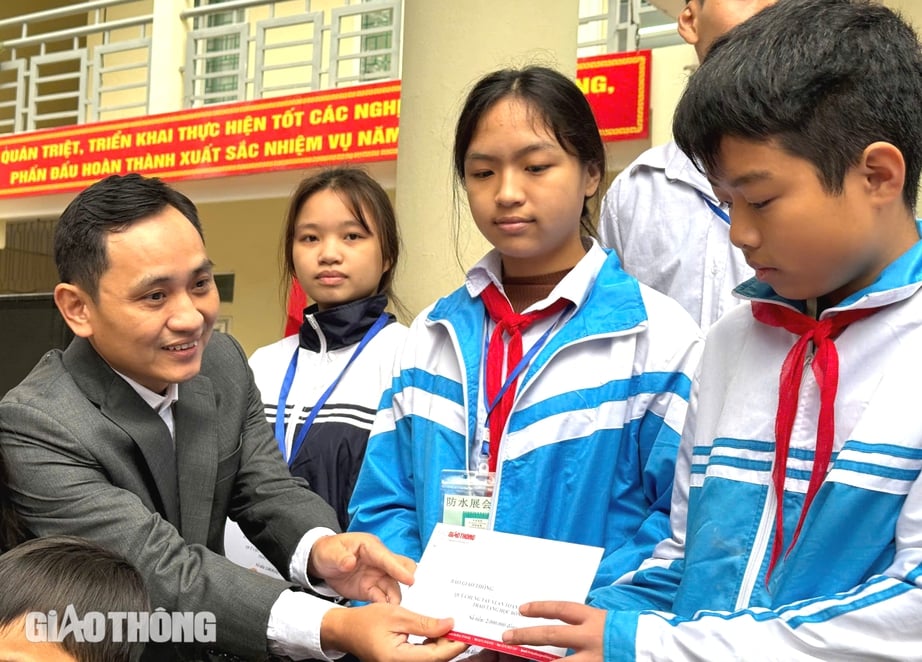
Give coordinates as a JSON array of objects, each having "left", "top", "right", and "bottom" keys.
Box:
[
  {"left": 63, "top": 338, "right": 181, "bottom": 527},
  {"left": 174, "top": 375, "right": 218, "bottom": 546}
]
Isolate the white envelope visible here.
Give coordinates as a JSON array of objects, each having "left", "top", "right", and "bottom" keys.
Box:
[{"left": 401, "top": 523, "right": 603, "bottom": 661}]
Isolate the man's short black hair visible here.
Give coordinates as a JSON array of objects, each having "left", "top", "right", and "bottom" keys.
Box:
[{"left": 54, "top": 174, "right": 203, "bottom": 298}]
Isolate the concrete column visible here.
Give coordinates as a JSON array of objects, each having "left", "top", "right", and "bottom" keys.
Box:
[
  {"left": 149, "top": 0, "right": 189, "bottom": 114},
  {"left": 648, "top": 43, "right": 696, "bottom": 147},
  {"left": 394, "top": 1, "right": 580, "bottom": 319}
]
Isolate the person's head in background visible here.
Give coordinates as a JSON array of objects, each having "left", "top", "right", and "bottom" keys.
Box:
[
  {"left": 282, "top": 167, "right": 404, "bottom": 317},
  {"left": 674, "top": 0, "right": 922, "bottom": 310},
  {"left": 679, "top": 0, "right": 779, "bottom": 61},
  {"left": 0, "top": 536, "right": 149, "bottom": 662},
  {"left": 52, "top": 174, "right": 219, "bottom": 394},
  {"left": 452, "top": 66, "right": 604, "bottom": 278}
]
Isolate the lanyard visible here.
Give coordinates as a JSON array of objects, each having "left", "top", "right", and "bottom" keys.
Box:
[
  {"left": 698, "top": 192, "right": 731, "bottom": 225},
  {"left": 479, "top": 305, "right": 572, "bottom": 455},
  {"left": 275, "top": 312, "right": 389, "bottom": 464}
]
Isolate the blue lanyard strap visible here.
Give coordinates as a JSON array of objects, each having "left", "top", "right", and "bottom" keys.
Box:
[
  {"left": 481, "top": 304, "right": 573, "bottom": 420},
  {"left": 698, "top": 191, "right": 731, "bottom": 225},
  {"left": 275, "top": 312, "right": 389, "bottom": 464},
  {"left": 477, "top": 305, "right": 571, "bottom": 462}
]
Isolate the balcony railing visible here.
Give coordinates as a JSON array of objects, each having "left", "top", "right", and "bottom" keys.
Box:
[
  {"left": 181, "top": 0, "right": 402, "bottom": 108},
  {"left": 578, "top": 0, "right": 682, "bottom": 56},
  {"left": 0, "top": 0, "right": 153, "bottom": 133},
  {"left": 0, "top": 0, "right": 402, "bottom": 135}
]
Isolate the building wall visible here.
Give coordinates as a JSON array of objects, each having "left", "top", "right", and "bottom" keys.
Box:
[{"left": 199, "top": 194, "right": 290, "bottom": 352}]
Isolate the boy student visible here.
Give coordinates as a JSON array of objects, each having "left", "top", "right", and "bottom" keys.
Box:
[
  {"left": 0, "top": 174, "right": 466, "bottom": 662},
  {"left": 0, "top": 536, "right": 149, "bottom": 662},
  {"left": 598, "top": 0, "right": 777, "bottom": 331},
  {"left": 498, "top": 0, "right": 922, "bottom": 659}
]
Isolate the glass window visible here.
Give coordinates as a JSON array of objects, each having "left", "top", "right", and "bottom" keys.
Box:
[
  {"left": 195, "top": 0, "right": 244, "bottom": 104},
  {"left": 360, "top": 7, "right": 393, "bottom": 79}
]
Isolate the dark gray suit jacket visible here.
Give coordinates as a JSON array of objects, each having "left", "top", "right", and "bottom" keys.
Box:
[{"left": 0, "top": 332, "right": 341, "bottom": 660}]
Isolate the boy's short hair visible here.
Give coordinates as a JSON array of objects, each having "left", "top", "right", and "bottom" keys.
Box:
[
  {"left": 674, "top": 0, "right": 922, "bottom": 211},
  {"left": 0, "top": 536, "right": 149, "bottom": 662}
]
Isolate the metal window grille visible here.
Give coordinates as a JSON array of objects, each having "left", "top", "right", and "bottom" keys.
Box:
[
  {"left": 577, "top": 0, "right": 682, "bottom": 56},
  {"left": 184, "top": 0, "right": 401, "bottom": 107},
  {"left": 360, "top": 7, "right": 393, "bottom": 79},
  {"left": 329, "top": 1, "right": 401, "bottom": 88},
  {"left": 0, "top": 60, "right": 27, "bottom": 133},
  {"left": 0, "top": 1, "right": 154, "bottom": 133},
  {"left": 253, "top": 12, "right": 324, "bottom": 97},
  {"left": 92, "top": 36, "right": 152, "bottom": 122},
  {"left": 28, "top": 50, "right": 87, "bottom": 131},
  {"left": 186, "top": 0, "right": 247, "bottom": 106}
]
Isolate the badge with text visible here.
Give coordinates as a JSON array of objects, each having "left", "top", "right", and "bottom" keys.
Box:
[
  {"left": 440, "top": 470, "right": 494, "bottom": 529},
  {"left": 402, "top": 524, "right": 603, "bottom": 661}
]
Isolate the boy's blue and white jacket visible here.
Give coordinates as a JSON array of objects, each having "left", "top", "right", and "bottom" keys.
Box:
[
  {"left": 592, "top": 240, "right": 922, "bottom": 660},
  {"left": 348, "top": 241, "right": 703, "bottom": 590}
]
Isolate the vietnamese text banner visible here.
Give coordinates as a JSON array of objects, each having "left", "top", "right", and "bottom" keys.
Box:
[{"left": 0, "top": 51, "right": 650, "bottom": 199}]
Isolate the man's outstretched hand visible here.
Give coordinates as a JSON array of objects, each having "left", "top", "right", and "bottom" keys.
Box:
[{"left": 308, "top": 532, "right": 416, "bottom": 604}]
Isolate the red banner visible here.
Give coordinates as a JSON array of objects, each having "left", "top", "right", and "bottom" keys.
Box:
[
  {"left": 578, "top": 51, "right": 650, "bottom": 141},
  {"left": 0, "top": 51, "right": 650, "bottom": 199}
]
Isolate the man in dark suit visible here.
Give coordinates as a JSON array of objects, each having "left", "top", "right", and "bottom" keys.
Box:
[{"left": 0, "top": 174, "right": 466, "bottom": 662}]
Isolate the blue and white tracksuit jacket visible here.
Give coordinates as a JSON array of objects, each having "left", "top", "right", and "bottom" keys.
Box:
[
  {"left": 591, "top": 240, "right": 922, "bottom": 661},
  {"left": 348, "top": 242, "right": 703, "bottom": 590}
]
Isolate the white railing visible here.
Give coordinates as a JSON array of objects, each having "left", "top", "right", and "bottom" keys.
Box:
[
  {"left": 0, "top": 0, "right": 402, "bottom": 135},
  {"left": 180, "top": 0, "right": 401, "bottom": 107},
  {"left": 578, "top": 0, "right": 680, "bottom": 57},
  {"left": 0, "top": 0, "right": 152, "bottom": 133}
]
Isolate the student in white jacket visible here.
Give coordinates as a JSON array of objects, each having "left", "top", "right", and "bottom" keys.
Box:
[{"left": 598, "top": 0, "right": 777, "bottom": 331}]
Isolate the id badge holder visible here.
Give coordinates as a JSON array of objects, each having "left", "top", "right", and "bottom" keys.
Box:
[{"left": 440, "top": 469, "right": 494, "bottom": 530}]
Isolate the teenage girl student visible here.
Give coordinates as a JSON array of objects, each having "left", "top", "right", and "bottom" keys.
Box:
[
  {"left": 248, "top": 167, "right": 408, "bottom": 531},
  {"left": 349, "top": 66, "right": 704, "bottom": 590}
]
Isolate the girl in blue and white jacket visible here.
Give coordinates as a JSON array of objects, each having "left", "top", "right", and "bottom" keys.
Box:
[{"left": 348, "top": 66, "right": 703, "bottom": 591}]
